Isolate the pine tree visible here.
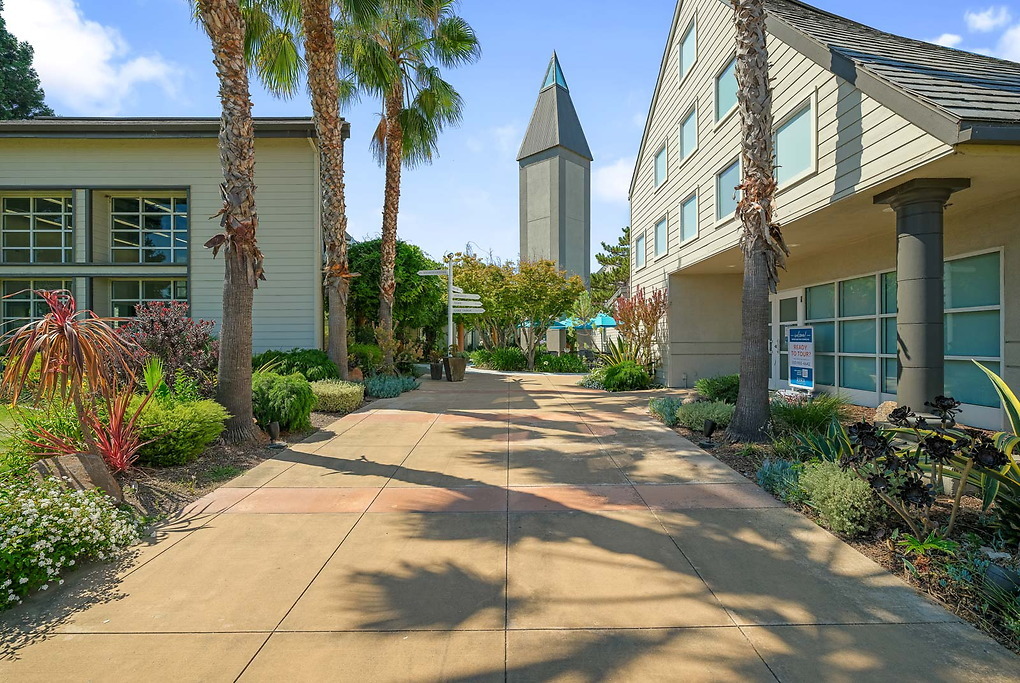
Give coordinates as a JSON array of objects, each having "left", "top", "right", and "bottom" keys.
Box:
[
  {"left": 590, "top": 226, "right": 630, "bottom": 307},
  {"left": 0, "top": 1, "right": 54, "bottom": 119}
]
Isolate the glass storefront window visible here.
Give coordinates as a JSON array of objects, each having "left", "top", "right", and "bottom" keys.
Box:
[
  {"left": 840, "top": 356, "right": 876, "bottom": 392},
  {"left": 840, "top": 276, "right": 876, "bottom": 317}
]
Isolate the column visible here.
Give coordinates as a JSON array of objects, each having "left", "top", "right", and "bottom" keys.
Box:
[{"left": 874, "top": 178, "right": 970, "bottom": 411}]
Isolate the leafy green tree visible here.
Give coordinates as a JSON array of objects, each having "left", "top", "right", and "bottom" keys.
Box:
[
  {"left": 507, "top": 260, "right": 584, "bottom": 371},
  {"left": 0, "top": 0, "right": 54, "bottom": 119},
  {"left": 590, "top": 226, "right": 630, "bottom": 307},
  {"left": 347, "top": 238, "right": 445, "bottom": 339},
  {"left": 452, "top": 254, "right": 517, "bottom": 350},
  {"left": 337, "top": 0, "right": 480, "bottom": 369}
]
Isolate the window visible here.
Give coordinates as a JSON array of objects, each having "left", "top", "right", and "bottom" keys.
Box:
[
  {"left": 635, "top": 233, "right": 646, "bottom": 269},
  {"left": 775, "top": 100, "right": 814, "bottom": 185},
  {"left": 680, "top": 194, "right": 698, "bottom": 242},
  {"left": 654, "top": 217, "right": 668, "bottom": 257},
  {"left": 1, "top": 279, "right": 71, "bottom": 333},
  {"left": 1, "top": 196, "right": 73, "bottom": 264},
  {"left": 799, "top": 252, "right": 1002, "bottom": 408},
  {"left": 715, "top": 56, "right": 737, "bottom": 121},
  {"left": 110, "top": 279, "right": 188, "bottom": 318},
  {"left": 111, "top": 195, "right": 189, "bottom": 264},
  {"left": 679, "top": 19, "right": 696, "bottom": 82},
  {"left": 680, "top": 107, "right": 697, "bottom": 160},
  {"left": 653, "top": 145, "right": 667, "bottom": 187},
  {"left": 716, "top": 159, "right": 740, "bottom": 221}
]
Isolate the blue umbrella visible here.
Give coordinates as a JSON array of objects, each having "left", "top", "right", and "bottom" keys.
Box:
[{"left": 591, "top": 312, "right": 617, "bottom": 328}]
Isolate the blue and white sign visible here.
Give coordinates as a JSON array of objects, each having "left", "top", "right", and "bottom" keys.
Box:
[{"left": 788, "top": 326, "right": 815, "bottom": 391}]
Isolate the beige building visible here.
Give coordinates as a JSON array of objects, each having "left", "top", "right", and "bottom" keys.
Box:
[
  {"left": 0, "top": 117, "right": 323, "bottom": 351},
  {"left": 630, "top": 0, "right": 1020, "bottom": 428}
]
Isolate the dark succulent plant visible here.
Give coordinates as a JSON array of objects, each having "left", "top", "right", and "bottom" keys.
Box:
[
  {"left": 898, "top": 475, "right": 935, "bottom": 509},
  {"left": 888, "top": 406, "right": 915, "bottom": 427},
  {"left": 925, "top": 395, "right": 962, "bottom": 425},
  {"left": 921, "top": 435, "right": 957, "bottom": 465},
  {"left": 970, "top": 437, "right": 1008, "bottom": 471},
  {"left": 868, "top": 473, "right": 892, "bottom": 493}
]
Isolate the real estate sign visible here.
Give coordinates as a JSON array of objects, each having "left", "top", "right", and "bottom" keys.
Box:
[{"left": 788, "top": 327, "right": 814, "bottom": 391}]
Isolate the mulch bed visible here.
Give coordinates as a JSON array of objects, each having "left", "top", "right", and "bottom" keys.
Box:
[
  {"left": 668, "top": 408, "right": 1020, "bottom": 655},
  {"left": 119, "top": 411, "right": 338, "bottom": 521}
]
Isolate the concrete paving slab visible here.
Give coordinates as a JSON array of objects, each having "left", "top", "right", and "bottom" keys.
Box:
[
  {"left": 635, "top": 483, "right": 786, "bottom": 510},
  {"left": 368, "top": 486, "right": 508, "bottom": 513},
  {"left": 239, "top": 631, "right": 505, "bottom": 683},
  {"left": 508, "top": 485, "right": 645, "bottom": 511},
  {"left": 280, "top": 513, "right": 507, "bottom": 631},
  {"left": 612, "top": 450, "right": 748, "bottom": 484},
  {"left": 390, "top": 445, "right": 508, "bottom": 488},
  {"left": 508, "top": 451, "right": 630, "bottom": 486},
  {"left": 225, "top": 487, "right": 380, "bottom": 514}
]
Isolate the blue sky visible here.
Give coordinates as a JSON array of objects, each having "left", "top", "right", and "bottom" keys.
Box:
[{"left": 5, "top": 0, "right": 1020, "bottom": 267}]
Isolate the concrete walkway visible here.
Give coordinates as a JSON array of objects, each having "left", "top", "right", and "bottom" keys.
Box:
[{"left": 2, "top": 372, "right": 1017, "bottom": 681}]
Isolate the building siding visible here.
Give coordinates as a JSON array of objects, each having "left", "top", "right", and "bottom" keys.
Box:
[{"left": 0, "top": 136, "right": 321, "bottom": 352}]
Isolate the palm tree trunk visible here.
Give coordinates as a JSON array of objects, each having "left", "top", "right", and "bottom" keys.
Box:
[
  {"left": 301, "top": 0, "right": 350, "bottom": 380},
  {"left": 197, "top": 0, "right": 262, "bottom": 445},
  {"left": 378, "top": 87, "right": 403, "bottom": 369},
  {"left": 726, "top": 0, "right": 789, "bottom": 442}
]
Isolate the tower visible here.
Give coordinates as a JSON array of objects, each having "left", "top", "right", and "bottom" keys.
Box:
[{"left": 518, "top": 53, "right": 592, "bottom": 284}]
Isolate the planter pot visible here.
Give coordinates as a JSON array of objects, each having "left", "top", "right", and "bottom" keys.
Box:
[
  {"left": 444, "top": 356, "right": 467, "bottom": 382},
  {"left": 430, "top": 362, "right": 444, "bottom": 380},
  {"left": 267, "top": 421, "right": 281, "bottom": 440},
  {"left": 985, "top": 564, "right": 1020, "bottom": 597}
]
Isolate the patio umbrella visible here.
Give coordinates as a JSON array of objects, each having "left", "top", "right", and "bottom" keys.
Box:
[{"left": 591, "top": 312, "right": 617, "bottom": 328}]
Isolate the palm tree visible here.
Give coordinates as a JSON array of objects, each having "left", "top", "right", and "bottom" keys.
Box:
[
  {"left": 338, "top": 0, "right": 480, "bottom": 366},
  {"left": 195, "top": 0, "right": 264, "bottom": 444},
  {"left": 241, "top": 0, "right": 379, "bottom": 379},
  {"left": 727, "top": 0, "right": 790, "bottom": 442}
]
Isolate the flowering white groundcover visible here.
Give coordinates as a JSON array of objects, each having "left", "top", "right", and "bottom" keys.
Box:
[{"left": 1, "top": 476, "right": 139, "bottom": 609}]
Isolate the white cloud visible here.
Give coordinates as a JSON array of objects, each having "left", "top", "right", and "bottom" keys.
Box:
[
  {"left": 931, "top": 33, "right": 963, "bottom": 47},
  {"left": 593, "top": 157, "right": 635, "bottom": 204},
  {"left": 996, "top": 24, "right": 1020, "bottom": 60},
  {"left": 965, "top": 6, "right": 1013, "bottom": 32},
  {"left": 3, "top": 0, "right": 180, "bottom": 115},
  {"left": 466, "top": 122, "right": 521, "bottom": 156}
]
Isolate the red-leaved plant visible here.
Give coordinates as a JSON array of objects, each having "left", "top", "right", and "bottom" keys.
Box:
[{"left": 612, "top": 286, "right": 668, "bottom": 372}]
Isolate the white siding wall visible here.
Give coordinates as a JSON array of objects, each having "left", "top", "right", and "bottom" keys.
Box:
[
  {"left": 630, "top": 0, "right": 953, "bottom": 379},
  {"left": 0, "top": 136, "right": 321, "bottom": 352}
]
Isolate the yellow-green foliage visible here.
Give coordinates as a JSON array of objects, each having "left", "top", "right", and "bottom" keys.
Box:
[
  {"left": 311, "top": 380, "right": 365, "bottom": 414},
  {"left": 800, "top": 461, "right": 886, "bottom": 537},
  {"left": 136, "top": 400, "right": 229, "bottom": 467},
  {"left": 253, "top": 372, "right": 315, "bottom": 432}
]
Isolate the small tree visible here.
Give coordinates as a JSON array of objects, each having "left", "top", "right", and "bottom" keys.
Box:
[
  {"left": 612, "top": 286, "right": 668, "bottom": 372},
  {"left": 451, "top": 253, "right": 518, "bottom": 350},
  {"left": 507, "top": 260, "right": 584, "bottom": 371},
  {"left": 590, "top": 226, "right": 630, "bottom": 308},
  {"left": 0, "top": 0, "right": 54, "bottom": 119},
  {"left": 566, "top": 290, "right": 601, "bottom": 351}
]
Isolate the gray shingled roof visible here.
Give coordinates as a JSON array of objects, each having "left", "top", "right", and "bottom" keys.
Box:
[
  {"left": 517, "top": 55, "right": 593, "bottom": 161},
  {"left": 766, "top": 0, "right": 1020, "bottom": 141}
]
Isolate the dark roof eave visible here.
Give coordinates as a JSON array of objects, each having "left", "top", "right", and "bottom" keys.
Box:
[
  {"left": 0, "top": 117, "right": 329, "bottom": 139},
  {"left": 958, "top": 123, "right": 1020, "bottom": 144}
]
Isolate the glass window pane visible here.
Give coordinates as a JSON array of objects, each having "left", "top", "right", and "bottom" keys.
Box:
[
  {"left": 113, "top": 215, "right": 140, "bottom": 230},
  {"left": 716, "top": 160, "right": 740, "bottom": 220},
  {"left": 143, "top": 198, "right": 173, "bottom": 213},
  {"left": 813, "top": 321, "right": 835, "bottom": 353},
  {"left": 654, "top": 147, "right": 667, "bottom": 186},
  {"left": 715, "top": 57, "right": 737, "bottom": 119},
  {"left": 945, "top": 252, "right": 1000, "bottom": 309},
  {"left": 143, "top": 215, "right": 172, "bottom": 231},
  {"left": 112, "top": 302, "right": 138, "bottom": 318},
  {"left": 883, "top": 358, "right": 898, "bottom": 394},
  {"left": 655, "top": 218, "right": 667, "bottom": 256},
  {"left": 841, "top": 319, "right": 876, "bottom": 354},
  {"left": 5, "top": 301, "right": 30, "bottom": 318},
  {"left": 775, "top": 103, "right": 812, "bottom": 185},
  {"left": 4, "top": 215, "right": 30, "bottom": 231},
  {"left": 780, "top": 353, "right": 789, "bottom": 380},
  {"left": 945, "top": 310, "right": 1000, "bottom": 357},
  {"left": 3, "top": 249, "right": 29, "bottom": 263},
  {"left": 143, "top": 280, "right": 172, "bottom": 300},
  {"left": 680, "top": 22, "right": 696, "bottom": 80},
  {"left": 882, "top": 317, "right": 897, "bottom": 355},
  {"left": 779, "top": 297, "right": 798, "bottom": 323},
  {"left": 174, "top": 280, "right": 188, "bottom": 299},
  {"left": 112, "top": 198, "right": 139, "bottom": 213},
  {"left": 3, "top": 232, "right": 29, "bottom": 247},
  {"left": 33, "top": 250, "right": 62, "bottom": 263},
  {"left": 3, "top": 197, "right": 31, "bottom": 213},
  {"left": 142, "top": 249, "right": 171, "bottom": 264},
  {"left": 840, "top": 276, "right": 876, "bottom": 317},
  {"left": 112, "top": 231, "right": 140, "bottom": 247},
  {"left": 112, "top": 249, "right": 139, "bottom": 263},
  {"left": 174, "top": 197, "right": 189, "bottom": 213},
  {"left": 816, "top": 354, "right": 835, "bottom": 386},
  {"left": 806, "top": 283, "right": 834, "bottom": 320},
  {"left": 635, "top": 236, "right": 645, "bottom": 268},
  {"left": 174, "top": 215, "right": 188, "bottom": 232},
  {"left": 882, "top": 272, "right": 897, "bottom": 314},
  {"left": 111, "top": 281, "right": 138, "bottom": 299},
  {"left": 945, "top": 360, "right": 1000, "bottom": 408},
  {"left": 142, "top": 232, "right": 171, "bottom": 249},
  {"left": 681, "top": 196, "right": 697, "bottom": 242},
  {"left": 840, "top": 356, "right": 876, "bottom": 392},
  {"left": 34, "top": 231, "right": 63, "bottom": 248},
  {"left": 680, "top": 109, "right": 697, "bottom": 159},
  {"left": 33, "top": 197, "right": 63, "bottom": 213}
]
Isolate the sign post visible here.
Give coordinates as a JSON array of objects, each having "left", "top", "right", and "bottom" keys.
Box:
[
  {"left": 418, "top": 258, "right": 485, "bottom": 352},
  {"left": 788, "top": 326, "right": 815, "bottom": 392}
]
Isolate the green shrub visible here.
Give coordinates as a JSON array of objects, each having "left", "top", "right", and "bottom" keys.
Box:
[
  {"left": 348, "top": 343, "right": 383, "bottom": 374},
  {"left": 577, "top": 365, "right": 608, "bottom": 390},
  {"left": 535, "top": 352, "right": 588, "bottom": 373},
  {"left": 649, "top": 396, "right": 685, "bottom": 427},
  {"left": 1, "top": 475, "right": 139, "bottom": 609},
  {"left": 756, "top": 459, "right": 805, "bottom": 503},
  {"left": 800, "top": 461, "right": 886, "bottom": 537},
  {"left": 2, "top": 404, "right": 81, "bottom": 472},
  {"left": 364, "top": 374, "right": 420, "bottom": 399},
  {"left": 311, "top": 380, "right": 365, "bottom": 414},
  {"left": 771, "top": 393, "right": 849, "bottom": 435},
  {"left": 251, "top": 348, "right": 339, "bottom": 382},
  {"left": 482, "top": 347, "right": 528, "bottom": 372},
  {"left": 603, "top": 361, "right": 652, "bottom": 392},
  {"left": 253, "top": 372, "right": 315, "bottom": 431},
  {"left": 674, "top": 401, "right": 736, "bottom": 430},
  {"left": 469, "top": 349, "right": 492, "bottom": 367},
  {"left": 136, "top": 400, "right": 229, "bottom": 467},
  {"left": 695, "top": 374, "right": 740, "bottom": 403}
]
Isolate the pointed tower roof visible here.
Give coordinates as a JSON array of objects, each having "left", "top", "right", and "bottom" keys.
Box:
[{"left": 517, "top": 53, "right": 592, "bottom": 162}]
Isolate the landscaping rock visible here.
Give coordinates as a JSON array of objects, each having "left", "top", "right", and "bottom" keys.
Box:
[
  {"left": 33, "top": 453, "right": 124, "bottom": 503},
  {"left": 874, "top": 401, "right": 900, "bottom": 423},
  {"left": 349, "top": 367, "right": 364, "bottom": 382},
  {"left": 681, "top": 393, "right": 705, "bottom": 405}
]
